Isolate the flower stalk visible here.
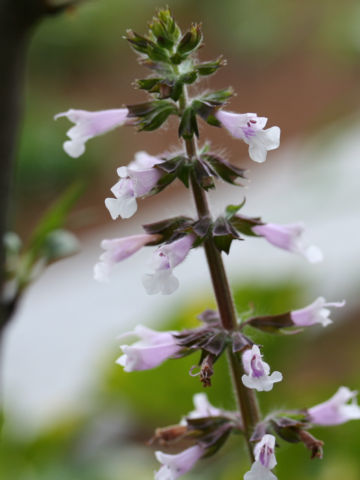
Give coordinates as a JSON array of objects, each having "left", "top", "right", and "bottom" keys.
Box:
[{"left": 179, "top": 87, "right": 260, "bottom": 459}]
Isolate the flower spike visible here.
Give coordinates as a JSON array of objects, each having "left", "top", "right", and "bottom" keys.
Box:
[{"left": 55, "top": 108, "right": 130, "bottom": 157}]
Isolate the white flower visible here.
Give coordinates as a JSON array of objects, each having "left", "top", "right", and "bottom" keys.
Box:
[
  {"left": 216, "top": 110, "right": 280, "bottom": 163},
  {"left": 252, "top": 222, "right": 323, "bottom": 263},
  {"left": 105, "top": 151, "right": 164, "bottom": 220},
  {"left": 105, "top": 178, "right": 137, "bottom": 220},
  {"left": 55, "top": 108, "right": 130, "bottom": 158},
  {"left": 142, "top": 269, "right": 180, "bottom": 295},
  {"left": 155, "top": 445, "right": 204, "bottom": 480},
  {"left": 291, "top": 297, "right": 345, "bottom": 327},
  {"left": 254, "top": 434, "right": 277, "bottom": 470},
  {"left": 142, "top": 234, "right": 195, "bottom": 295},
  {"left": 244, "top": 434, "right": 278, "bottom": 480},
  {"left": 116, "top": 325, "right": 180, "bottom": 372},
  {"left": 241, "top": 345, "right": 282, "bottom": 392},
  {"left": 94, "top": 233, "right": 159, "bottom": 282},
  {"left": 308, "top": 386, "right": 360, "bottom": 426},
  {"left": 244, "top": 461, "right": 277, "bottom": 480},
  {"left": 186, "top": 393, "right": 222, "bottom": 420}
]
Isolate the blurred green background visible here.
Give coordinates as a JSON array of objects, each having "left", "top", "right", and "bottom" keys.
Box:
[{"left": 4, "top": 0, "right": 360, "bottom": 479}]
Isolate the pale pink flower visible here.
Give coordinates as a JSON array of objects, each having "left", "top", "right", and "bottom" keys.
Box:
[
  {"left": 94, "top": 233, "right": 159, "bottom": 282},
  {"left": 244, "top": 461, "right": 277, "bottom": 480},
  {"left": 116, "top": 325, "right": 180, "bottom": 372},
  {"left": 308, "top": 387, "right": 360, "bottom": 426},
  {"left": 105, "top": 151, "right": 164, "bottom": 219},
  {"left": 291, "top": 297, "right": 345, "bottom": 327},
  {"left": 143, "top": 234, "right": 195, "bottom": 295},
  {"left": 242, "top": 345, "right": 282, "bottom": 392},
  {"left": 186, "top": 393, "right": 222, "bottom": 420},
  {"left": 216, "top": 110, "right": 280, "bottom": 163},
  {"left": 55, "top": 108, "right": 130, "bottom": 158},
  {"left": 244, "top": 434, "right": 278, "bottom": 480},
  {"left": 254, "top": 434, "right": 277, "bottom": 470},
  {"left": 252, "top": 222, "right": 323, "bottom": 263},
  {"left": 155, "top": 445, "right": 204, "bottom": 480}
]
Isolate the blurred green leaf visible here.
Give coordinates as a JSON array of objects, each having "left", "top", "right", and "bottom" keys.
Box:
[
  {"left": 40, "top": 229, "right": 80, "bottom": 262},
  {"left": 27, "top": 182, "right": 84, "bottom": 259}
]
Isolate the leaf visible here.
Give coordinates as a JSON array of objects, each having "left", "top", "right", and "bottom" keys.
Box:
[
  {"left": 192, "top": 89, "right": 233, "bottom": 127},
  {"left": 198, "top": 331, "right": 228, "bottom": 356},
  {"left": 126, "top": 30, "right": 170, "bottom": 63},
  {"left": 157, "top": 156, "right": 187, "bottom": 174},
  {"left": 230, "top": 213, "right": 263, "bottom": 237},
  {"left": 149, "top": 8, "right": 181, "bottom": 50},
  {"left": 3, "top": 232, "right": 22, "bottom": 255},
  {"left": 178, "top": 106, "right": 199, "bottom": 139},
  {"left": 250, "top": 422, "right": 269, "bottom": 443},
  {"left": 270, "top": 417, "right": 308, "bottom": 444},
  {"left": 197, "top": 309, "right": 219, "bottom": 324},
  {"left": 201, "top": 88, "right": 234, "bottom": 105},
  {"left": 171, "top": 23, "right": 203, "bottom": 64},
  {"left": 195, "top": 56, "right": 226, "bottom": 76},
  {"left": 27, "top": 182, "right": 84, "bottom": 259},
  {"left": 40, "top": 229, "right": 79, "bottom": 263},
  {"left": 126, "top": 101, "right": 160, "bottom": 117},
  {"left": 246, "top": 313, "right": 296, "bottom": 334},
  {"left": 203, "top": 154, "right": 247, "bottom": 186},
  {"left": 149, "top": 172, "right": 177, "bottom": 195},
  {"left": 143, "top": 216, "right": 193, "bottom": 242},
  {"left": 231, "top": 331, "right": 251, "bottom": 353},
  {"left": 212, "top": 217, "right": 242, "bottom": 254},
  {"left": 139, "top": 103, "right": 178, "bottom": 131},
  {"left": 179, "top": 71, "right": 198, "bottom": 85},
  {"left": 225, "top": 200, "right": 247, "bottom": 219},
  {"left": 193, "top": 158, "right": 215, "bottom": 190},
  {"left": 151, "top": 156, "right": 190, "bottom": 193},
  {"left": 136, "top": 78, "right": 162, "bottom": 91},
  {"left": 192, "top": 217, "right": 211, "bottom": 239}
]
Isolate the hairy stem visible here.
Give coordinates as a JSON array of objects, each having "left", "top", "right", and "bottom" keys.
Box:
[{"left": 179, "top": 88, "right": 260, "bottom": 461}]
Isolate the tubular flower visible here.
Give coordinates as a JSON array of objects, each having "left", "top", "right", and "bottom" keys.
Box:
[
  {"left": 94, "top": 233, "right": 160, "bottom": 282},
  {"left": 116, "top": 325, "right": 181, "bottom": 372},
  {"left": 142, "top": 234, "right": 195, "bottom": 295},
  {"left": 54, "top": 108, "right": 130, "bottom": 158},
  {"left": 252, "top": 222, "right": 323, "bottom": 263},
  {"left": 244, "top": 434, "right": 277, "bottom": 480},
  {"left": 308, "top": 387, "right": 360, "bottom": 426},
  {"left": 291, "top": 297, "right": 345, "bottom": 327},
  {"left": 241, "top": 345, "right": 283, "bottom": 392},
  {"left": 215, "top": 110, "right": 280, "bottom": 163},
  {"left": 105, "top": 151, "right": 164, "bottom": 219},
  {"left": 186, "top": 393, "right": 223, "bottom": 420},
  {"left": 155, "top": 445, "right": 204, "bottom": 480}
]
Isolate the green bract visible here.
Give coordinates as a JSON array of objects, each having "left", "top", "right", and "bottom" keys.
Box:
[{"left": 126, "top": 8, "right": 233, "bottom": 142}]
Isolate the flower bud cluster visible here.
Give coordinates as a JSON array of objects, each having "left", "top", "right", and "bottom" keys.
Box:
[{"left": 55, "top": 8, "right": 357, "bottom": 480}]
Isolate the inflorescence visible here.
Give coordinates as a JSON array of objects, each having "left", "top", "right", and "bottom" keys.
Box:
[{"left": 55, "top": 9, "right": 357, "bottom": 480}]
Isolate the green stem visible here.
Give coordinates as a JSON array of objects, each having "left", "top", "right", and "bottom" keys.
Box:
[{"left": 179, "top": 88, "right": 260, "bottom": 461}]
